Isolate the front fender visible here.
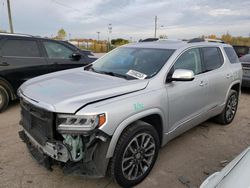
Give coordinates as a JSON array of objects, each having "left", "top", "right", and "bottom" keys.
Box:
[{"left": 105, "top": 108, "right": 165, "bottom": 158}]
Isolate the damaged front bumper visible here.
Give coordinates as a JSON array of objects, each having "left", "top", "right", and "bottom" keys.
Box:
[{"left": 19, "top": 129, "right": 111, "bottom": 177}]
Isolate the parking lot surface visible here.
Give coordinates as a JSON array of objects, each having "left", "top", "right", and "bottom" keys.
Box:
[{"left": 0, "top": 89, "right": 250, "bottom": 188}]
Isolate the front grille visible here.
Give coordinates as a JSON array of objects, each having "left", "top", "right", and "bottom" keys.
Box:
[{"left": 20, "top": 98, "right": 54, "bottom": 146}]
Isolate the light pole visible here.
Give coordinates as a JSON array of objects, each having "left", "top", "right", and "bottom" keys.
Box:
[
  {"left": 108, "top": 23, "right": 112, "bottom": 51},
  {"left": 97, "top": 31, "right": 100, "bottom": 41},
  {"left": 154, "top": 16, "right": 157, "bottom": 38},
  {"left": 158, "top": 25, "right": 167, "bottom": 39}
]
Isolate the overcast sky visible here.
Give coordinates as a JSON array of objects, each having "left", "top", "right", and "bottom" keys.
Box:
[{"left": 0, "top": 0, "right": 250, "bottom": 41}]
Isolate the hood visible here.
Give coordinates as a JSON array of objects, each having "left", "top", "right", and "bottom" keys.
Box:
[
  {"left": 200, "top": 147, "right": 250, "bottom": 188},
  {"left": 216, "top": 148, "right": 250, "bottom": 188},
  {"left": 20, "top": 68, "right": 149, "bottom": 113}
]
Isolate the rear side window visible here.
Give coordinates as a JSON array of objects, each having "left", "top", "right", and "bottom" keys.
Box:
[
  {"left": 1, "top": 39, "right": 40, "bottom": 57},
  {"left": 224, "top": 47, "right": 239, "bottom": 63},
  {"left": 202, "top": 47, "right": 223, "bottom": 71}
]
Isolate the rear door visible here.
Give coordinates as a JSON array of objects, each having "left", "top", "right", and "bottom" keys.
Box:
[
  {"left": 201, "top": 47, "right": 231, "bottom": 108},
  {"left": 0, "top": 37, "right": 48, "bottom": 91},
  {"left": 41, "top": 40, "right": 88, "bottom": 73}
]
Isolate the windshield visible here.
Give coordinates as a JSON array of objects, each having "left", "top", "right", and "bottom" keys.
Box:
[{"left": 90, "top": 47, "right": 175, "bottom": 79}]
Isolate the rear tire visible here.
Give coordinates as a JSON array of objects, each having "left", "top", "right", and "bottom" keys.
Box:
[
  {"left": 0, "top": 85, "right": 9, "bottom": 113},
  {"left": 215, "top": 90, "right": 238, "bottom": 125},
  {"left": 110, "top": 121, "right": 160, "bottom": 187}
]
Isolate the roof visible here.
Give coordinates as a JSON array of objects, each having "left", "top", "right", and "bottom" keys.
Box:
[
  {"left": 125, "top": 39, "right": 231, "bottom": 50},
  {"left": 0, "top": 32, "right": 35, "bottom": 37},
  {"left": 0, "top": 33, "right": 65, "bottom": 42}
]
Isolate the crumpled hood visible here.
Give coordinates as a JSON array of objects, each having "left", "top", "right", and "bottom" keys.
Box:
[{"left": 20, "top": 68, "right": 148, "bottom": 113}]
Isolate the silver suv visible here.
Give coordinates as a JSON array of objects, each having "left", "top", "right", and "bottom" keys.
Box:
[{"left": 18, "top": 40, "right": 242, "bottom": 187}]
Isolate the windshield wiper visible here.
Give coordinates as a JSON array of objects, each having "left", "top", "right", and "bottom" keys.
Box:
[
  {"left": 84, "top": 65, "right": 131, "bottom": 79},
  {"left": 99, "top": 71, "right": 129, "bottom": 79},
  {"left": 84, "top": 64, "right": 97, "bottom": 72}
]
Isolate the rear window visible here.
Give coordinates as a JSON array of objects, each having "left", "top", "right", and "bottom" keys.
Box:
[
  {"left": 224, "top": 47, "right": 239, "bottom": 63},
  {"left": 202, "top": 47, "right": 223, "bottom": 71},
  {"left": 1, "top": 39, "right": 40, "bottom": 57}
]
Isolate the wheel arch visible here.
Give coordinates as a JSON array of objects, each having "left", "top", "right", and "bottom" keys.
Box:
[
  {"left": 0, "top": 76, "right": 16, "bottom": 100},
  {"left": 106, "top": 108, "right": 165, "bottom": 158},
  {"left": 230, "top": 82, "right": 241, "bottom": 94},
  {"left": 225, "top": 81, "right": 241, "bottom": 103}
]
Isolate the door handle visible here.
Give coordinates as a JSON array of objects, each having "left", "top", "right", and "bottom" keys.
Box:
[
  {"left": 0, "top": 62, "right": 9, "bottom": 66},
  {"left": 199, "top": 81, "right": 205, "bottom": 87},
  {"left": 226, "top": 74, "right": 232, "bottom": 79}
]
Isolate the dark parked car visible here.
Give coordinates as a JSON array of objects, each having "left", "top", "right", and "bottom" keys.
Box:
[
  {"left": 240, "top": 54, "right": 250, "bottom": 87},
  {"left": 233, "top": 45, "right": 250, "bottom": 57},
  {"left": 0, "top": 33, "right": 97, "bottom": 112}
]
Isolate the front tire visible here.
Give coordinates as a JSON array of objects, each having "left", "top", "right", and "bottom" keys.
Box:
[
  {"left": 110, "top": 121, "right": 160, "bottom": 187},
  {"left": 215, "top": 90, "right": 238, "bottom": 125},
  {"left": 0, "top": 85, "right": 9, "bottom": 113}
]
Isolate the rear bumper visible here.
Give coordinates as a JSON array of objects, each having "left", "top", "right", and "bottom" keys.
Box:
[{"left": 19, "top": 129, "right": 111, "bottom": 177}]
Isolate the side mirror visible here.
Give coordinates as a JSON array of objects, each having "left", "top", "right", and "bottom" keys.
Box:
[
  {"left": 71, "top": 52, "right": 82, "bottom": 61},
  {"left": 170, "top": 69, "right": 195, "bottom": 81}
]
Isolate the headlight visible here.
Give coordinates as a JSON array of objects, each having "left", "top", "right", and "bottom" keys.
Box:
[{"left": 57, "top": 113, "right": 106, "bottom": 133}]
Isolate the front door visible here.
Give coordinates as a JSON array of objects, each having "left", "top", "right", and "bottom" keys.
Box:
[
  {"left": 41, "top": 40, "right": 86, "bottom": 73},
  {"left": 166, "top": 48, "right": 209, "bottom": 133}
]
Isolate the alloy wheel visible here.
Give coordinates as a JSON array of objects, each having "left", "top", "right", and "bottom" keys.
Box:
[
  {"left": 121, "top": 133, "right": 156, "bottom": 181},
  {"left": 226, "top": 94, "right": 237, "bottom": 122}
]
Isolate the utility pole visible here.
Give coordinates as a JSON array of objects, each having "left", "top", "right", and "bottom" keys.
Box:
[
  {"left": 97, "top": 31, "right": 100, "bottom": 41},
  {"left": 154, "top": 16, "right": 157, "bottom": 38},
  {"left": 7, "top": 0, "right": 14, "bottom": 33}
]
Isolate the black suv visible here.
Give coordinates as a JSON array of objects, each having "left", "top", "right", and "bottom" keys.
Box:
[{"left": 0, "top": 33, "right": 97, "bottom": 112}]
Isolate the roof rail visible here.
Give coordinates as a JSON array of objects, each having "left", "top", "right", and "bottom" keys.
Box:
[
  {"left": 0, "top": 32, "right": 34, "bottom": 37},
  {"left": 205, "top": 38, "right": 225, "bottom": 43},
  {"left": 139, "top": 38, "right": 159, "bottom": 42},
  {"left": 188, "top": 38, "right": 225, "bottom": 43},
  {"left": 187, "top": 38, "right": 205, "bottom": 43}
]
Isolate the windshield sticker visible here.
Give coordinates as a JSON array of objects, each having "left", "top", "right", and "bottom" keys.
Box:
[{"left": 126, "top": 70, "right": 147, "bottom": 80}]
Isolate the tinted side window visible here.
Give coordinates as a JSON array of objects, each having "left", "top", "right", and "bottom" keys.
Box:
[
  {"left": 202, "top": 47, "right": 223, "bottom": 71},
  {"left": 43, "top": 41, "right": 73, "bottom": 59},
  {"left": 1, "top": 39, "right": 40, "bottom": 57},
  {"left": 174, "top": 48, "right": 202, "bottom": 75},
  {"left": 224, "top": 47, "right": 239, "bottom": 63}
]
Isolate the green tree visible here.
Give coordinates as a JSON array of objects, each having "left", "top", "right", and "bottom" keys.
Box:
[
  {"left": 207, "top": 34, "right": 217, "bottom": 39},
  {"left": 57, "top": 28, "right": 67, "bottom": 40},
  {"left": 221, "top": 32, "right": 232, "bottom": 44}
]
